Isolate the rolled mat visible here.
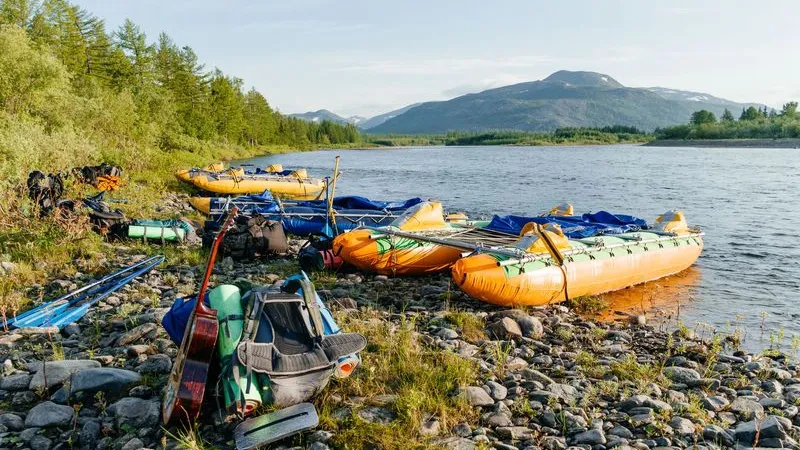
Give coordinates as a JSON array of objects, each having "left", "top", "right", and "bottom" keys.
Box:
[{"left": 208, "top": 284, "right": 262, "bottom": 414}]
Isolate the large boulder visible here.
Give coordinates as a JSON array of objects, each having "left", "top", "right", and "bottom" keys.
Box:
[
  {"left": 28, "top": 360, "right": 101, "bottom": 390},
  {"left": 70, "top": 368, "right": 141, "bottom": 395}
]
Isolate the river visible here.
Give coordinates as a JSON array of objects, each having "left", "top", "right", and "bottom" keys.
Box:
[{"left": 241, "top": 145, "right": 800, "bottom": 351}]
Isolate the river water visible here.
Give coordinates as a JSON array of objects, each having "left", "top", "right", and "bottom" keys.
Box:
[{"left": 242, "top": 145, "right": 800, "bottom": 351}]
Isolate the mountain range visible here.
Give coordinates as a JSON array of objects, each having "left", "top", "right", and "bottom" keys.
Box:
[
  {"left": 288, "top": 109, "right": 366, "bottom": 126},
  {"left": 291, "top": 71, "right": 763, "bottom": 134}
]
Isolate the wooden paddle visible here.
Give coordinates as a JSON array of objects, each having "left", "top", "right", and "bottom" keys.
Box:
[{"left": 162, "top": 207, "right": 239, "bottom": 425}]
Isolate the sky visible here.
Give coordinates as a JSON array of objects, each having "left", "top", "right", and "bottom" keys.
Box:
[{"left": 76, "top": 0, "right": 800, "bottom": 118}]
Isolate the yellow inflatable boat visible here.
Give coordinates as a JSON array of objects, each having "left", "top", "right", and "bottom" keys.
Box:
[
  {"left": 451, "top": 211, "right": 703, "bottom": 307},
  {"left": 175, "top": 163, "right": 325, "bottom": 198},
  {"left": 333, "top": 202, "right": 504, "bottom": 276}
]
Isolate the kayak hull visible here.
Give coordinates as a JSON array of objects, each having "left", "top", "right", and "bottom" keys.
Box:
[{"left": 452, "top": 232, "right": 704, "bottom": 306}]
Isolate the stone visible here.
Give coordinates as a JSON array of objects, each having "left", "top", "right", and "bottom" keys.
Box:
[
  {"left": 435, "top": 328, "right": 459, "bottom": 340},
  {"left": 29, "top": 434, "right": 52, "bottom": 450},
  {"left": 702, "top": 424, "right": 734, "bottom": 447},
  {"left": 62, "top": 323, "right": 81, "bottom": 337},
  {"left": 522, "top": 369, "right": 554, "bottom": 385},
  {"left": 307, "top": 430, "right": 333, "bottom": 443},
  {"left": 0, "top": 373, "right": 32, "bottom": 391},
  {"left": 20, "top": 427, "right": 41, "bottom": 442},
  {"left": 120, "top": 437, "right": 144, "bottom": 450},
  {"left": 486, "top": 381, "right": 508, "bottom": 401},
  {"left": 70, "top": 368, "right": 141, "bottom": 395},
  {"left": 517, "top": 316, "right": 544, "bottom": 338},
  {"left": 728, "top": 396, "right": 764, "bottom": 420},
  {"left": 764, "top": 368, "right": 792, "bottom": 380},
  {"left": 28, "top": 359, "right": 101, "bottom": 390},
  {"left": 548, "top": 383, "right": 579, "bottom": 404},
  {"left": 308, "top": 443, "right": 330, "bottom": 450},
  {"left": 608, "top": 425, "right": 633, "bottom": 439},
  {"left": 701, "top": 395, "right": 729, "bottom": 411},
  {"left": 116, "top": 323, "right": 157, "bottom": 346},
  {"left": 358, "top": 406, "right": 396, "bottom": 424},
  {"left": 734, "top": 415, "right": 787, "bottom": 445},
  {"left": 662, "top": 366, "right": 701, "bottom": 385},
  {"left": 126, "top": 345, "right": 151, "bottom": 357},
  {"left": 137, "top": 354, "right": 172, "bottom": 374},
  {"left": 488, "top": 317, "right": 522, "bottom": 340},
  {"left": 761, "top": 379, "right": 783, "bottom": 394},
  {"left": 81, "top": 420, "right": 101, "bottom": 447},
  {"left": 25, "top": 401, "right": 74, "bottom": 428},
  {"left": 0, "top": 413, "right": 24, "bottom": 431},
  {"left": 454, "top": 422, "right": 472, "bottom": 437},
  {"left": 572, "top": 428, "right": 606, "bottom": 445},
  {"left": 107, "top": 397, "right": 160, "bottom": 429},
  {"left": 0, "top": 261, "right": 17, "bottom": 274},
  {"left": 485, "top": 412, "right": 513, "bottom": 427},
  {"left": 541, "top": 436, "right": 567, "bottom": 450},
  {"left": 434, "top": 436, "right": 475, "bottom": 450},
  {"left": 129, "top": 385, "right": 153, "bottom": 398},
  {"left": 420, "top": 418, "right": 440, "bottom": 436},
  {"left": 669, "top": 417, "right": 695, "bottom": 436},
  {"left": 496, "top": 426, "right": 534, "bottom": 440},
  {"left": 460, "top": 386, "right": 494, "bottom": 406}
]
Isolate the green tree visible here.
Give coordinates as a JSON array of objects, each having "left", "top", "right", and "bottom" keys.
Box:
[
  {"left": 0, "top": 0, "right": 32, "bottom": 28},
  {"left": 208, "top": 70, "right": 245, "bottom": 142},
  {"left": 690, "top": 109, "right": 716, "bottom": 125},
  {"left": 739, "top": 106, "right": 760, "bottom": 121},
  {"left": 0, "top": 24, "right": 69, "bottom": 116},
  {"left": 720, "top": 108, "right": 734, "bottom": 122},
  {"left": 781, "top": 101, "right": 798, "bottom": 119},
  {"left": 114, "top": 19, "right": 153, "bottom": 84}
]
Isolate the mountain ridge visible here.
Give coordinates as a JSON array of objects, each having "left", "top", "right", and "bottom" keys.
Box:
[{"left": 366, "top": 71, "right": 763, "bottom": 134}]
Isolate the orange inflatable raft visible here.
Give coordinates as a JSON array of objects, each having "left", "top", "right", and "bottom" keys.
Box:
[
  {"left": 451, "top": 211, "right": 704, "bottom": 307},
  {"left": 333, "top": 202, "right": 491, "bottom": 276}
]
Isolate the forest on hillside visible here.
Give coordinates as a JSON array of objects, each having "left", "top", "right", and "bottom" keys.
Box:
[{"left": 0, "top": 0, "right": 360, "bottom": 192}]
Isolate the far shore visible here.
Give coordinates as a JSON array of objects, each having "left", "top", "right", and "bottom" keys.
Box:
[{"left": 646, "top": 138, "right": 800, "bottom": 148}]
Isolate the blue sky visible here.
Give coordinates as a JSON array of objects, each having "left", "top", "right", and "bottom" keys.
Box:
[{"left": 76, "top": 0, "right": 800, "bottom": 118}]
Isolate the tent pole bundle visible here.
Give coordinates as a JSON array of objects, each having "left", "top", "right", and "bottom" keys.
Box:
[{"left": 5, "top": 255, "right": 164, "bottom": 329}]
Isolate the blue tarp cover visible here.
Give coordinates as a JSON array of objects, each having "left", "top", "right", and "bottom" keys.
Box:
[{"left": 485, "top": 212, "right": 648, "bottom": 238}]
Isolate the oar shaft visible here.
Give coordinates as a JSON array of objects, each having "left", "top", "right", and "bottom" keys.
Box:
[{"left": 7, "top": 255, "right": 161, "bottom": 327}]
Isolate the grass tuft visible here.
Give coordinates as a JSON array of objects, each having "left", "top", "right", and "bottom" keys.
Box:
[{"left": 318, "top": 310, "right": 478, "bottom": 449}]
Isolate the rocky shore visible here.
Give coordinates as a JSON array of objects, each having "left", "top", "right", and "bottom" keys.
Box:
[{"left": 2, "top": 202, "right": 799, "bottom": 449}]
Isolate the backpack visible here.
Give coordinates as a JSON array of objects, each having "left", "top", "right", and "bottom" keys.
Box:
[
  {"left": 26, "top": 170, "right": 65, "bottom": 216},
  {"left": 207, "top": 215, "right": 288, "bottom": 260},
  {"left": 232, "top": 276, "right": 366, "bottom": 407}
]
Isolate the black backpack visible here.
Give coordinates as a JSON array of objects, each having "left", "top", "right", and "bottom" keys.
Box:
[{"left": 206, "top": 215, "right": 289, "bottom": 260}]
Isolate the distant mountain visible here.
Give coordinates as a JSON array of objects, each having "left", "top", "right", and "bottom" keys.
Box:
[
  {"left": 289, "top": 109, "right": 360, "bottom": 126},
  {"left": 369, "top": 70, "right": 761, "bottom": 134},
  {"left": 359, "top": 103, "right": 422, "bottom": 130}
]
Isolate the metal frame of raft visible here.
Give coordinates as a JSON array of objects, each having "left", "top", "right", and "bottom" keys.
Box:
[
  {"left": 6, "top": 255, "right": 164, "bottom": 329},
  {"left": 365, "top": 226, "right": 703, "bottom": 266}
]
